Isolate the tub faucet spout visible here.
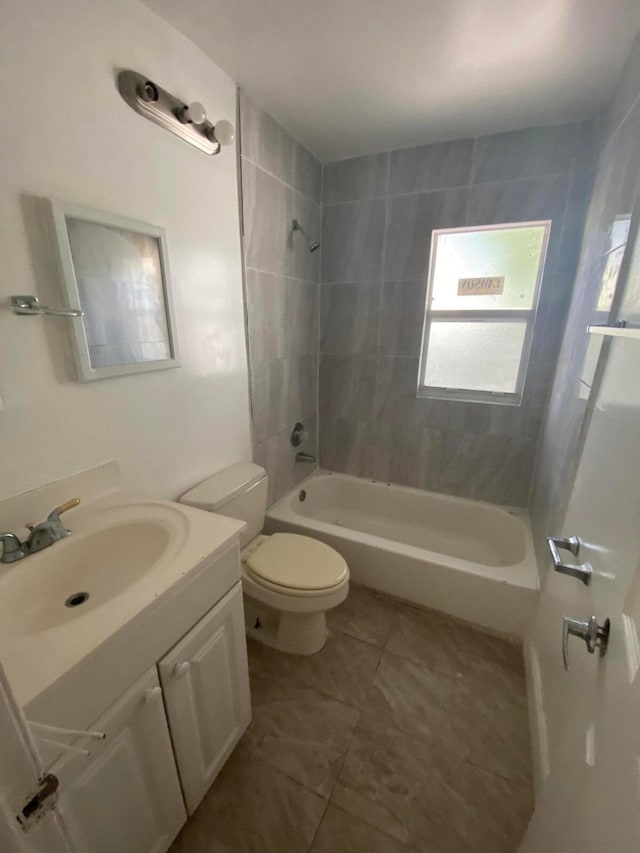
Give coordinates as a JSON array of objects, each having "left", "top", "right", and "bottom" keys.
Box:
[{"left": 295, "top": 451, "right": 316, "bottom": 464}]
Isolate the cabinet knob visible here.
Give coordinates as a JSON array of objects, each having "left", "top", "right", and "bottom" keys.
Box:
[
  {"left": 144, "top": 686, "right": 162, "bottom": 704},
  {"left": 173, "top": 661, "right": 190, "bottom": 678}
]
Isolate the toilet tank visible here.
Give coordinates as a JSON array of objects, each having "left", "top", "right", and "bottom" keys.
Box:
[{"left": 179, "top": 462, "right": 267, "bottom": 548}]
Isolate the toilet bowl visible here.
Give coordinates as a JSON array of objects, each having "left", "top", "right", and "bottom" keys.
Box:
[{"left": 179, "top": 463, "right": 349, "bottom": 654}]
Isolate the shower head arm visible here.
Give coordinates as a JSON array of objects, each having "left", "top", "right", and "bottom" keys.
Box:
[
  {"left": 291, "top": 219, "right": 320, "bottom": 253},
  {"left": 292, "top": 219, "right": 308, "bottom": 239}
]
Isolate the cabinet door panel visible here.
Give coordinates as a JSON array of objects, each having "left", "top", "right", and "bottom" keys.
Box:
[
  {"left": 159, "top": 581, "right": 251, "bottom": 813},
  {"left": 52, "top": 668, "right": 185, "bottom": 853}
]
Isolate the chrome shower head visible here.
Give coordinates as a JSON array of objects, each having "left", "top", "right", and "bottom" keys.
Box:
[{"left": 292, "top": 219, "right": 320, "bottom": 253}]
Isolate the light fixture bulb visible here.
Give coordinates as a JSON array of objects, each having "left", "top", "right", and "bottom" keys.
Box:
[
  {"left": 182, "top": 101, "right": 207, "bottom": 125},
  {"left": 213, "top": 119, "right": 235, "bottom": 146}
]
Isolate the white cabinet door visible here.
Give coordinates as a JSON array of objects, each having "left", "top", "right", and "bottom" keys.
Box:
[
  {"left": 52, "top": 667, "right": 186, "bottom": 853},
  {"left": 158, "top": 581, "right": 251, "bottom": 813}
]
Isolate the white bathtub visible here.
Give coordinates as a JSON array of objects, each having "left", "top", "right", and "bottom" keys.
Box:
[{"left": 266, "top": 471, "right": 539, "bottom": 638}]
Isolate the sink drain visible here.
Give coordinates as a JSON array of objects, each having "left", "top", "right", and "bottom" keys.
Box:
[{"left": 65, "top": 592, "right": 90, "bottom": 608}]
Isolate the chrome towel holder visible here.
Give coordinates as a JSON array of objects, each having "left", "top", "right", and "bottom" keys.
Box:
[{"left": 9, "top": 295, "right": 83, "bottom": 317}]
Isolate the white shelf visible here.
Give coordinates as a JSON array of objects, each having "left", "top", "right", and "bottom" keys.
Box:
[{"left": 587, "top": 325, "right": 640, "bottom": 339}]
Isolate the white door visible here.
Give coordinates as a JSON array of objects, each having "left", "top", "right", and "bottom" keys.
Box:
[
  {"left": 520, "top": 331, "right": 640, "bottom": 852},
  {"left": 51, "top": 667, "right": 186, "bottom": 853},
  {"left": 0, "top": 664, "right": 72, "bottom": 853},
  {"left": 159, "top": 581, "right": 251, "bottom": 814}
]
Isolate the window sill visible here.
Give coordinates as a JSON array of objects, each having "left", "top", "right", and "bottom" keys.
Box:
[{"left": 416, "top": 388, "right": 524, "bottom": 406}]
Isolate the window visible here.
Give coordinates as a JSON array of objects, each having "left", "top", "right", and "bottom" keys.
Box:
[{"left": 417, "top": 221, "right": 550, "bottom": 405}]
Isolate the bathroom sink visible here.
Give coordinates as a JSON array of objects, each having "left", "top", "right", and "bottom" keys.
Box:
[
  {"left": 0, "top": 467, "right": 247, "bottom": 710},
  {"left": 0, "top": 504, "right": 187, "bottom": 637}
]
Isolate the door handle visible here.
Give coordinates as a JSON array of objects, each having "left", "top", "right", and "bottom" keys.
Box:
[
  {"left": 562, "top": 615, "right": 610, "bottom": 670},
  {"left": 547, "top": 535, "right": 592, "bottom": 585}
]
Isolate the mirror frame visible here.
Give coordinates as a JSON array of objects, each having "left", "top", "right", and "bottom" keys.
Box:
[{"left": 50, "top": 199, "right": 180, "bottom": 381}]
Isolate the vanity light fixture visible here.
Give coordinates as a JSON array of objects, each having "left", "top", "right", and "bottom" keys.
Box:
[{"left": 117, "top": 70, "right": 235, "bottom": 156}]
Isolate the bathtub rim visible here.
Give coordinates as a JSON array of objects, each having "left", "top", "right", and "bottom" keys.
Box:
[{"left": 267, "top": 469, "right": 539, "bottom": 593}]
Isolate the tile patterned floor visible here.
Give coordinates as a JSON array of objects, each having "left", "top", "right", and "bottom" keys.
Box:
[{"left": 169, "top": 584, "right": 533, "bottom": 853}]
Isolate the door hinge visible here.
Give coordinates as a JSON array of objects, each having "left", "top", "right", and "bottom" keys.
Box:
[{"left": 16, "top": 773, "right": 59, "bottom": 831}]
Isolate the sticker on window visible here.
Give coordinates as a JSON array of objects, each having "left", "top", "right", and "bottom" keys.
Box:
[{"left": 457, "top": 276, "right": 505, "bottom": 296}]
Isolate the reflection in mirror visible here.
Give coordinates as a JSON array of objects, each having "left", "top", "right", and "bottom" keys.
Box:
[{"left": 51, "top": 201, "right": 179, "bottom": 381}]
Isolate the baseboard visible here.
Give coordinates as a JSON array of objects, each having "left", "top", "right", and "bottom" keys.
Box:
[{"left": 524, "top": 638, "right": 550, "bottom": 797}]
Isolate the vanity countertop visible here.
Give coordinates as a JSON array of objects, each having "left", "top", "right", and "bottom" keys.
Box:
[{"left": 0, "top": 477, "right": 245, "bottom": 709}]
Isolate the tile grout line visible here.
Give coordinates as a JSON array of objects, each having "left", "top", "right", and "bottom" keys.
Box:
[
  {"left": 241, "top": 152, "right": 322, "bottom": 205},
  {"left": 321, "top": 168, "right": 577, "bottom": 208},
  {"left": 242, "top": 593, "right": 531, "bottom": 850},
  {"left": 371, "top": 153, "right": 392, "bottom": 472},
  {"left": 341, "top": 595, "right": 533, "bottom": 795},
  {"left": 306, "top": 796, "right": 331, "bottom": 852},
  {"left": 246, "top": 264, "right": 320, "bottom": 286}
]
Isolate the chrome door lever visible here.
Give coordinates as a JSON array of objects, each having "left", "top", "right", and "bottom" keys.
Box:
[
  {"left": 562, "top": 615, "right": 610, "bottom": 670},
  {"left": 547, "top": 535, "right": 592, "bottom": 585}
]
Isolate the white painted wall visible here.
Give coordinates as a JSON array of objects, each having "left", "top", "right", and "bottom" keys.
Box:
[{"left": 0, "top": 0, "right": 251, "bottom": 501}]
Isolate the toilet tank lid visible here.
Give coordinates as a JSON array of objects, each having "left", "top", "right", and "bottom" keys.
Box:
[{"left": 179, "top": 462, "right": 266, "bottom": 511}]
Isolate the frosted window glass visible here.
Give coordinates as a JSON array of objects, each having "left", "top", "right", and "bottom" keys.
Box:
[
  {"left": 430, "top": 225, "right": 547, "bottom": 311},
  {"left": 423, "top": 321, "right": 527, "bottom": 393}
]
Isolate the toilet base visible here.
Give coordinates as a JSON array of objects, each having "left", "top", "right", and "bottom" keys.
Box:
[{"left": 242, "top": 593, "right": 329, "bottom": 655}]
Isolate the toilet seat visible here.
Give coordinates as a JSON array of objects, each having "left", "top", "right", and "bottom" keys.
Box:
[{"left": 245, "top": 533, "right": 348, "bottom": 592}]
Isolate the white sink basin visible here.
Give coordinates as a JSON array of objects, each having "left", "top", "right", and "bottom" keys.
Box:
[
  {"left": 0, "top": 503, "right": 187, "bottom": 637},
  {"left": 0, "top": 473, "right": 246, "bottom": 709}
]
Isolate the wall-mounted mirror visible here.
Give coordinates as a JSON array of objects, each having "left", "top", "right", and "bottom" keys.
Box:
[{"left": 50, "top": 200, "right": 180, "bottom": 381}]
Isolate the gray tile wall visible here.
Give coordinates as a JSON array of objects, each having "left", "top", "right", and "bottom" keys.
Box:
[
  {"left": 319, "top": 123, "right": 596, "bottom": 506},
  {"left": 530, "top": 33, "right": 640, "bottom": 570},
  {"left": 239, "top": 92, "right": 322, "bottom": 505}
]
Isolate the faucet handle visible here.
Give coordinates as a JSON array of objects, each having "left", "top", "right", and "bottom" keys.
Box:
[{"left": 47, "top": 498, "right": 81, "bottom": 522}]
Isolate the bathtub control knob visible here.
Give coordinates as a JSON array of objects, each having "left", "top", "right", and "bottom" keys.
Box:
[{"left": 290, "top": 422, "right": 307, "bottom": 447}]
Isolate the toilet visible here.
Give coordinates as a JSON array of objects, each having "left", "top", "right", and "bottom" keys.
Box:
[{"left": 179, "top": 462, "right": 349, "bottom": 654}]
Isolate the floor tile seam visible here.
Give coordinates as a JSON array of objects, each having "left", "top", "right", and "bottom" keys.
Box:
[
  {"left": 322, "top": 709, "right": 363, "bottom": 826},
  {"left": 306, "top": 795, "right": 332, "bottom": 852},
  {"left": 364, "top": 678, "right": 475, "bottom": 726},
  {"left": 455, "top": 751, "right": 533, "bottom": 790},
  {"left": 249, "top": 750, "right": 331, "bottom": 806},
  {"left": 330, "top": 622, "right": 388, "bottom": 650},
  {"left": 385, "top": 624, "right": 524, "bottom": 672},
  {"left": 249, "top": 665, "right": 365, "bottom": 714},
  {"left": 254, "top": 748, "right": 333, "bottom": 803},
  {"left": 360, "top": 583, "right": 523, "bottom": 645},
  {"left": 374, "top": 713, "right": 533, "bottom": 793},
  {"left": 377, "top": 644, "right": 471, "bottom": 691},
  {"left": 352, "top": 711, "right": 530, "bottom": 790},
  {"left": 317, "top": 801, "right": 414, "bottom": 851},
  {"left": 327, "top": 742, "right": 475, "bottom": 851},
  {"left": 290, "top": 663, "right": 372, "bottom": 712},
  {"left": 392, "top": 663, "right": 529, "bottom": 713}
]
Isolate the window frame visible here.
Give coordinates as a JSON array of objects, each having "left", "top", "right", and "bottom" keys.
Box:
[{"left": 416, "top": 220, "right": 551, "bottom": 406}]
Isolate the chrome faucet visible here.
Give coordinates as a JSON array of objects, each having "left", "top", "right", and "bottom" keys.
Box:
[
  {"left": 0, "top": 498, "right": 81, "bottom": 564},
  {"left": 295, "top": 451, "right": 316, "bottom": 463}
]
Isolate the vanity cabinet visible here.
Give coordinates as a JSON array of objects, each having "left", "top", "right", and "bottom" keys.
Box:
[
  {"left": 39, "top": 568, "right": 250, "bottom": 851},
  {"left": 158, "top": 581, "right": 251, "bottom": 813},
  {"left": 51, "top": 667, "right": 186, "bottom": 853}
]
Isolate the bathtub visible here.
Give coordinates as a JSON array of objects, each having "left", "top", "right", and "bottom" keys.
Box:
[{"left": 266, "top": 471, "right": 539, "bottom": 638}]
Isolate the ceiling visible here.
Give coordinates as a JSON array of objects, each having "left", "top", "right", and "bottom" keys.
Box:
[{"left": 142, "top": 0, "right": 640, "bottom": 162}]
